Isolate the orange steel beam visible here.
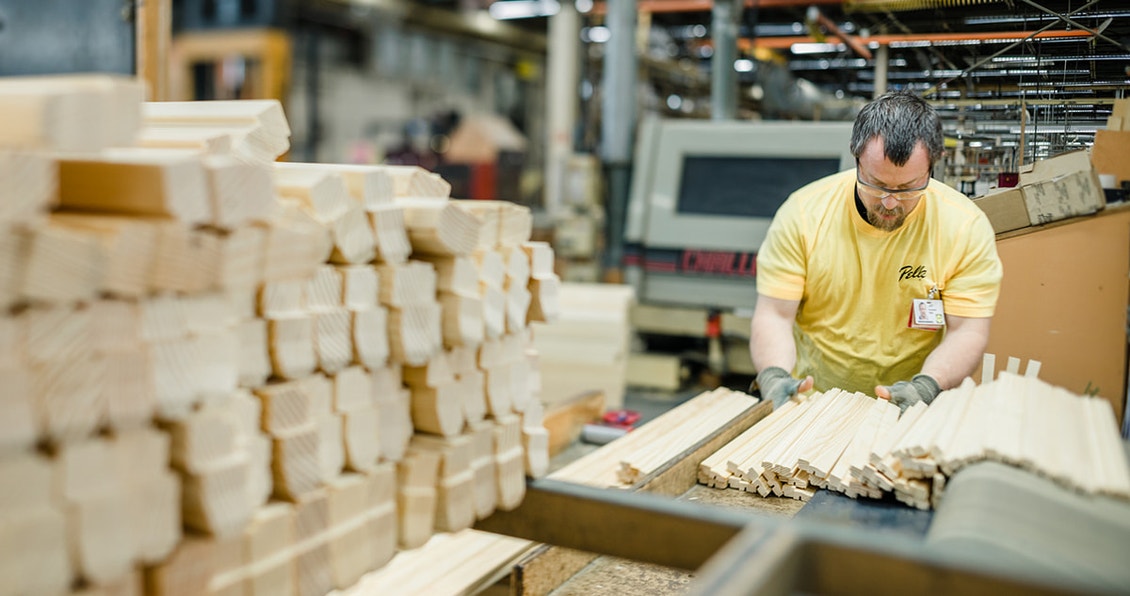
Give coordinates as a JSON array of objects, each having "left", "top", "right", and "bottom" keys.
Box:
[
  {"left": 722, "top": 28, "right": 1095, "bottom": 50},
  {"left": 811, "top": 7, "right": 872, "bottom": 59},
  {"left": 591, "top": 0, "right": 844, "bottom": 15}
]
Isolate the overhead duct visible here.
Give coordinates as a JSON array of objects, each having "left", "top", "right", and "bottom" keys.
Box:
[{"left": 753, "top": 59, "right": 866, "bottom": 120}]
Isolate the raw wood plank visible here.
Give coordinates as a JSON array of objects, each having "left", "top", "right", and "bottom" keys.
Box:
[
  {"left": 274, "top": 162, "right": 393, "bottom": 209},
  {"left": 0, "top": 151, "right": 54, "bottom": 225},
  {"left": 305, "top": 264, "right": 342, "bottom": 312},
  {"left": 542, "top": 390, "right": 604, "bottom": 458},
  {"left": 480, "top": 284, "right": 506, "bottom": 340},
  {"left": 202, "top": 154, "right": 277, "bottom": 229},
  {"left": 273, "top": 164, "right": 350, "bottom": 223},
  {"left": 267, "top": 315, "right": 317, "bottom": 380},
  {"left": 181, "top": 456, "right": 254, "bottom": 538},
  {"left": 328, "top": 205, "right": 376, "bottom": 265},
  {"left": 262, "top": 211, "right": 332, "bottom": 283},
  {"left": 522, "top": 241, "right": 555, "bottom": 278},
  {"left": 342, "top": 407, "right": 381, "bottom": 472},
  {"left": 144, "top": 536, "right": 216, "bottom": 596},
  {"left": 439, "top": 291, "right": 485, "bottom": 348},
  {"left": 45, "top": 214, "right": 155, "bottom": 298},
  {"left": 316, "top": 413, "right": 345, "bottom": 482},
  {"left": 375, "top": 388, "right": 413, "bottom": 463},
  {"left": 397, "top": 198, "right": 481, "bottom": 257},
  {"left": 338, "top": 265, "right": 378, "bottom": 310},
  {"left": 259, "top": 278, "right": 306, "bottom": 317},
  {"left": 377, "top": 165, "right": 451, "bottom": 199},
  {"left": 527, "top": 274, "right": 561, "bottom": 324},
  {"left": 235, "top": 318, "right": 271, "bottom": 388},
  {"left": 375, "top": 261, "right": 437, "bottom": 308},
  {"left": 253, "top": 381, "right": 313, "bottom": 436},
  {"left": 351, "top": 306, "right": 390, "bottom": 370},
  {"left": 472, "top": 249, "right": 506, "bottom": 289},
  {"left": 386, "top": 301, "right": 442, "bottom": 366},
  {"left": 57, "top": 152, "right": 212, "bottom": 224},
  {"left": 68, "top": 491, "right": 135, "bottom": 586},
  {"left": 142, "top": 99, "right": 290, "bottom": 163},
  {"left": 0, "top": 228, "right": 27, "bottom": 310},
  {"left": 505, "top": 282, "right": 532, "bottom": 333},
  {"left": 211, "top": 225, "right": 267, "bottom": 291},
  {"left": 314, "top": 308, "right": 353, "bottom": 375},
  {"left": 0, "top": 75, "right": 141, "bottom": 152},
  {"left": 403, "top": 352, "right": 455, "bottom": 389},
  {"left": 367, "top": 204, "right": 412, "bottom": 265},
  {"left": 136, "top": 126, "right": 233, "bottom": 154},
  {"left": 167, "top": 407, "right": 239, "bottom": 474},
  {"left": 271, "top": 426, "right": 322, "bottom": 501},
  {"left": 457, "top": 369, "right": 488, "bottom": 425},
  {"left": 20, "top": 222, "right": 105, "bottom": 304},
  {"left": 408, "top": 383, "right": 465, "bottom": 437},
  {"left": 416, "top": 255, "right": 479, "bottom": 296}
]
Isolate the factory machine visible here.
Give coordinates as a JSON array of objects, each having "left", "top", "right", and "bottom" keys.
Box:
[{"left": 623, "top": 117, "right": 854, "bottom": 375}]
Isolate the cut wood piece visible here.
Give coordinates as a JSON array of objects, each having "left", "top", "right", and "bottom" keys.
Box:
[
  {"left": 48, "top": 213, "right": 156, "bottom": 299},
  {"left": 130, "top": 470, "right": 182, "bottom": 565},
  {"left": 352, "top": 307, "right": 390, "bottom": 370},
  {"left": 292, "top": 491, "right": 334, "bottom": 596},
  {"left": 509, "top": 358, "right": 533, "bottom": 414},
  {"left": 144, "top": 535, "right": 218, "bottom": 596},
  {"left": 57, "top": 152, "right": 212, "bottom": 224},
  {"left": 439, "top": 292, "right": 485, "bottom": 349},
  {"left": 259, "top": 278, "right": 306, "bottom": 318},
  {"left": 502, "top": 246, "right": 531, "bottom": 289},
  {"left": 456, "top": 200, "right": 531, "bottom": 247},
  {"left": 472, "top": 250, "right": 506, "bottom": 289},
  {"left": 326, "top": 475, "right": 377, "bottom": 589},
  {"left": 210, "top": 225, "right": 267, "bottom": 291},
  {"left": 376, "top": 389, "right": 413, "bottom": 463},
  {"left": 314, "top": 308, "right": 353, "bottom": 375},
  {"left": 136, "top": 126, "right": 233, "bottom": 154},
  {"left": 267, "top": 315, "right": 317, "bottom": 381},
  {"left": 328, "top": 205, "right": 377, "bottom": 265},
  {"left": 253, "top": 381, "right": 313, "bottom": 437},
  {"left": 397, "top": 198, "right": 481, "bottom": 257},
  {"left": 0, "top": 150, "right": 53, "bottom": 225},
  {"left": 981, "top": 353, "right": 996, "bottom": 384},
  {"left": 452, "top": 201, "right": 500, "bottom": 249},
  {"left": 387, "top": 301, "right": 443, "bottom": 366},
  {"left": 167, "top": 407, "right": 239, "bottom": 474},
  {"left": 316, "top": 414, "right": 345, "bottom": 482},
  {"left": 149, "top": 337, "right": 201, "bottom": 421},
  {"left": 494, "top": 447, "right": 526, "bottom": 511},
  {"left": 243, "top": 501, "right": 296, "bottom": 564},
  {"left": 465, "top": 422, "right": 498, "bottom": 520},
  {"left": 262, "top": 212, "right": 332, "bottom": 283},
  {"left": 181, "top": 456, "right": 254, "bottom": 539},
  {"left": 457, "top": 370, "right": 488, "bottom": 425},
  {"left": 483, "top": 363, "right": 514, "bottom": 417},
  {"left": 273, "top": 164, "right": 350, "bottom": 223},
  {"left": 0, "top": 228, "right": 28, "bottom": 310},
  {"left": 409, "top": 383, "right": 465, "bottom": 437},
  {"left": 333, "top": 365, "right": 374, "bottom": 413},
  {"left": 202, "top": 154, "right": 277, "bottom": 229},
  {"left": 397, "top": 485, "right": 437, "bottom": 550},
  {"left": 142, "top": 99, "right": 290, "bottom": 159},
  {"left": 370, "top": 365, "right": 404, "bottom": 402},
  {"left": 274, "top": 162, "right": 393, "bottom": 209},
  {"left": 0, "top": 364, "right": 36, "bottom": 451},
  {"left": 271, "top": 426, "right": 322, "bottom": 501},
  {"left": 367, "top": 204, "right": 412, "bottom": 265},
  {"left": 235, "top": 319, "right": 271, "bottom": 389},
  {"left": 339, "top": 265, "right": 378, "bottom": 310},
  {"left": 194, "top": 332, "right": 240, "bottom": 398},
  {"left": 246, "top": 434, "right": 273, "bottom": 510},
  {"left": 112, "top": 425, "right": 172, "bottom": 485},
  {"left": 403, "top": 352, "right": 455, "bottom": 389},
  {"left": 32, "top": 355, "right": 104, "bottom": 442},
  {"left": 0, "top": 75, "right": 141, "bottom": 151},
  {"left": 378, "top": 164, "right": 451, "bottom": 199},
  {"left": 481, "top": 284, "right": 506, "bottom": 340},
  {"left": 306, "top": 264, "right": 343, "bottom": 312},
  {"left": 522, "top": 241, "right": 555, "bottom": 278},
  {"left": 68, "top": 491, "right": 135, "bottom": 585},
  {"left": 417, "top": 255, "right": 479, "bottom": 296},
  {"left": 23, "top": 304, "right": 91, "bottom": 364},
  {"left": 0, "top": 505, "right": 71, "bottom": 595},
  {"left": 505, "top": 283, "right": 532, "bottom": 333},
  {"left": 20, "top": 222, "right": 105, "bottom": 304},
  {"left": 446, "top": 345, "right": 479, "bottom": 376},
  {"left": 527, "top": 274, "right": 561, "bottom": 323},
  {"left": 343, "top": 407, "right": 381, "bottom": 473},
  {"left": 147, "top": 222, "right": 220, "bottom": 295},
  {"left": 375, "top": 261, "right": 438, "bottom": 308},
  {"left": 408, "top": 436, "right": 475, "bottom": 533}
]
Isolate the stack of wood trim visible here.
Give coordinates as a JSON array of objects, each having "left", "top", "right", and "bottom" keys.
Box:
[
  {"left": 700, "top": 363, "right": 1130, "bottom": 509},
  {"left": 141, "top": 99, "right": 291, "bottom": 164}
]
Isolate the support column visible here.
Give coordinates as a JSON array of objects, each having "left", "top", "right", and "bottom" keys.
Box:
[
  {"left": 601, "top": 0, "right": 638, "bottom": 276},
  {"left": 873, "top": 44, "right": 889, "bottom": 98},
  {"left": 545, "top": 1, "right": 581, "bottom": 219},
  {"left": 711, "top": 0, "right": 743, "bottom": 120}
]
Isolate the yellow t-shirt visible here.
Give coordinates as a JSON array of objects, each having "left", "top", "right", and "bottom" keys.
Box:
[{"left": 756, "top": 169, "right": 1003, "bottom": 394}]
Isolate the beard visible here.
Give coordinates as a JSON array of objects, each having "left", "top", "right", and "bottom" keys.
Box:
[{"left": 866, "top": 203, "right": 907, "bottom": 231}]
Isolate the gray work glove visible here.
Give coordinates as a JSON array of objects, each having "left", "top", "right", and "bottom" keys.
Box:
[
  {"left": 752, "top": 366, "right": 805, "bottom": 408},
  {"left": 878, "top": 374, "right": 941, "bottom": 414}
]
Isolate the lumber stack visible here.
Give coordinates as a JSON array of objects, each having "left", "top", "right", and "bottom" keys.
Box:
[
  {"left": 699, "top": 362, "right": 1130, "bottom": 510},
  {"left": 531, "top": 282, "right": 635, "bottom": 409},
  {"left": 551, "top": 388, "right": 762, "bottom": 488},
  {"left": 0, "top": 75, "right": 560, "bottom": 596}
]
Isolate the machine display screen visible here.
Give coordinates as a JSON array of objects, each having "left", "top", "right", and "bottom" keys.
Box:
[{"left": 676, "top": 155, "right": 843, "bottom": 217}]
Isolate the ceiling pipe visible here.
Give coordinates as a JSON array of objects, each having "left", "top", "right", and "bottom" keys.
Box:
[
  {"left": 590, "top": 0, "right": 844, "bottom": 14},
  {"left": 806, "top": 6, "right": 872, "bottom": 59},
  {"left": 723, "top": 28, "right": 1094, "bottom": 50}
]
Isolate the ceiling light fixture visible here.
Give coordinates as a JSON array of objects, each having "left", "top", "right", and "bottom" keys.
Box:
[{"left": 488, "top": 0, "right": 561, "bottom": 20}]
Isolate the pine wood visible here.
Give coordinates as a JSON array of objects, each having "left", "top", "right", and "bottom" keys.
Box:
[
  {"left": 502, "top": 245, "right": 531, "bottom": 289},
  {"left": 338, "top": 265, "right": 378, "bottom": 310},
  {"left": 267, "top": 315, "right": 317, "bottom": 380},
  {"left": 130, "top": 470, "right": 182, "bottom": 565},
  {"left": 273, "top": 162, "right": 394, "bottom": 210},
  {"left": 142, "top": 99, "right": 288, "bottom": 148},
  {"left": 262, "top": 214, "right": 331, "bottom": 284},
  {"left": 271, "top": 426, "right": 322, "bottom": 501},
  {"left": 377, "top": 165, "right": 451, "bottom": 199},
  {"left": 47, "top": 214, "right": 155, "bottom": 299},
  {"left": 136, "top": 126, "right": 233, "bottom": 154},
  {"left": 68, "top": 490, "right": 135, "bottom": 586},
  {"left": 403, "top": 351, "right": 455, "bottom": 389},
  {"left": 480, "top": 284, "right": 506, "bottom": 340},
  {"left": 332, "top": 365, "right": 373, "bottom": 413},
  {"left": 446, "top": 345, "right": 479, "bottom": 376},
  {"left": 396, "top": 447, "right": 441, "bottom": 549},
  {"left": 466, "top": 421, "right": 498, "bottom": 520},
  {"left": 202, "top": 154, "right": 277, "bottom": 229},
  {"left": 0, "top": 228, "right": 26, "bottom": 310},
  {"left": 167, "top": 407, "right": 239, "bottom": 474},
  {"left": 376, "top": 388, "right": 413, "bottom": 463},
  {"left": 0, "top": 150, "right": 52, "bottom": 225},
  {"left": 236, "top": 318, "right": 272, "bottom": 388},
  {"left": 181, "top": 456, "right": 253, "bottom": 539},
  {"left": 527, "top": 274, "right": 561, "bottom": 324},
  {"left": 253, "top": 381, "right": 313, "bottom": 436},
  {"left": 292, "top": 491, "right": 334, "bottom": 596},
  {"left": 0, "top": 76, "right": 141, "bottom": 152},
  {"left": 351, "top": 307, "right": 389, "bottom": 370},
  {"left": 472, "top": 249, "right": 506, "bottom": 289},
  {"left": 397, "top": 198, "right": 482, "bottom": 257},
  {"left": 305, "top": 265, "right": 342, "bottom": 312},
  {"left": 20, "top": 222, "right": 105, "bottom": 304},
  {"left": 438, "top": 291, "right": 485, "bottom": 349},
  {"left": 273, "top": 164, "right": 350, "bottom": 224},
  {"left": 328, "top": 205, "right": 377, "bottom": 265},
  {"left": 410, "top": 435, "right": 475, "bottom": 532},
  {"left": 522, "top": 241, "right": 555, "bottom": 278},
  {"left": 458, "top": 369, "right": 488, "bottom": 425},
  {"left": 454, "top": 200, "right": 532, "bottom": 247},
  {"left": 57, "top": 152, "right": 212, "bottom": 224},
  {"left": 144, "top": 536, "right": 217, "bottom": 596},
  {"left": 417, "top": 255, "right": 479, "bottom": 296},
  {"left": 523, "top": 426, "right": 550, "bottom": 479},
  {"left": 367, "top": 204, "right": 412, "bottom": 265},
  {"left": 326, "top": 477, "right": 377, "bottom": 589},
  {"left": 314, "top": 308, "right": 352, "bottom": 375},
  {"left": 505, "top": 282, "right": 532, "bottom": 334},
  {"left": 386, "top": 301, "right": 443, "bottom": 366},
  {"left": 316, "top": 413, "right": 345, "bottom": 482},
  {"left": 343, "top": 407, "right": 381, "bottom": 472},
  {"left": 408, "top": 382, "right": 465, "bottom": 437},
  {"left": 376, "top": 261, "right": 437, "bottom": 308},
  {"left": 0, "top": 363, "right": 37, "bottom": 451}
]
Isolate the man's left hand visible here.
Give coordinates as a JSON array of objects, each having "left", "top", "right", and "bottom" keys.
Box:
[{"left": 875, "top": 374, "right": 941, "bottom": 414}]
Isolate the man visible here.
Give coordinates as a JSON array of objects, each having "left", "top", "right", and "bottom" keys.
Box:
[{"left": 749, "top": 91, "right": 1003, "bottom": 413}]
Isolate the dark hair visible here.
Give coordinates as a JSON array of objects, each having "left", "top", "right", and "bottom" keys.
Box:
[{"left": 850, "top": 91, "right": 944, "bottom": 166}]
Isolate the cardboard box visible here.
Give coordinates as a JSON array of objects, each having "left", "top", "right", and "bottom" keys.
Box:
[
  {"left": 973, "top": 187, "right": 1029, "bottom": 234},
  {"left": 1092, "top": 129, "right": 1130, "bottom": 186},
  {"left": 974, "top": 150, "right": 1105, "bottom": 233}
]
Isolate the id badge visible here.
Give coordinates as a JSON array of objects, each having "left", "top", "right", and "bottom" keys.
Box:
[{"left": 909, "top": 298, "right": 945, "bottom": 331}]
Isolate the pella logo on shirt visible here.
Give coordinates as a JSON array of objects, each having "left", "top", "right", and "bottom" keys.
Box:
[{"left": 899, "top": 265, "right": 927, "bottom": 281}]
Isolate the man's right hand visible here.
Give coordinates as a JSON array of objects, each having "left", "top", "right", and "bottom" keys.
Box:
[{"left": 752, "top": 367, "right": 814, "bottom": 408}]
